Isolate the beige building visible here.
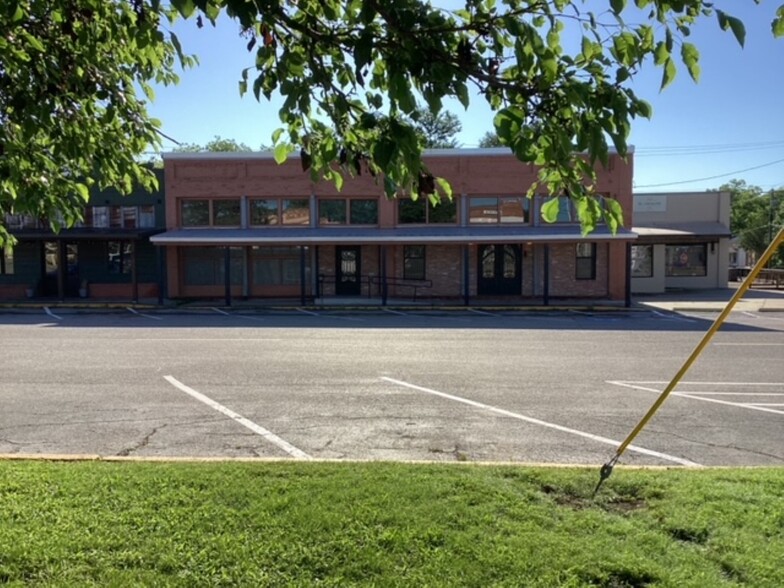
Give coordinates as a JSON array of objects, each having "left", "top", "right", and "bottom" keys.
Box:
[{"left": 631, "top": 191, "right": 731, "bottom": 293}]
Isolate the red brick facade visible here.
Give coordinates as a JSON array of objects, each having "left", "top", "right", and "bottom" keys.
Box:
[{"left": 156, "top": 149, "right": 634, "bottom": 303}]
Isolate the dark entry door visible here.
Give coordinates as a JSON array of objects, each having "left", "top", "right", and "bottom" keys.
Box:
[
  {"left": 477, "top": 244, "right": 522, "bottom": 296},
  {"left": 336, "top": 246, "right": 361, "bottom": 296},
  {"left": 42, "top": 241, "right": 80, "bottom": 297}
]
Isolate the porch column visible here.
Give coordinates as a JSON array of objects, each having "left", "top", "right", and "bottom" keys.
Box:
[
  {"left": 131, "top": 240, "right": 139, "bottom": 303},
  {"left": 57, "top": 240, "right": 66, "bottom": 301},
  {"left": 625, "top": 242, "right": 632, "bottom": 308},
  {"left": 314, "top": 245, "right": 321, "bottom": 298},
  {"left": 156, "top": 246, "right": 165, "bottom": 305},
  {"left": 543, "top": 244, "right": 550, "bottom": 306},
  {"left": 463, "top": 244, "right": 470, "bottom": 306},
  {"left": 300, "top": 246, "right": 307, "bottom": 306},
  {"left": 380, "top": 245, "right": 388, "bottom": 306},
  {"left": 224, "top": 246, "right": 231, "bottom": 307}
]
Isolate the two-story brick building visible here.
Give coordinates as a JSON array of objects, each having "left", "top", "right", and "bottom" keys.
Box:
[{"left": 150, "top": 148, "right": 636, "bottom": 305}]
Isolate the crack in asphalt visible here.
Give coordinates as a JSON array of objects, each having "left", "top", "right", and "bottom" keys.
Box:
[
  {"left": 648, "top": 427, "right": 784, "bottom": 463},
  {"left": 116, "top": 426, "right": 164, "bottom": 457}
]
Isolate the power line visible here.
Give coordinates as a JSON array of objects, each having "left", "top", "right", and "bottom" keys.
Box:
[{"left": 635, "top": 157, "right": 784, "bottom": 188}]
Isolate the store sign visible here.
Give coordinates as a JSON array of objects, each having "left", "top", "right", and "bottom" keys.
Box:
[{"left": 634, "top": 195, "right": 667, "bottom": 212}]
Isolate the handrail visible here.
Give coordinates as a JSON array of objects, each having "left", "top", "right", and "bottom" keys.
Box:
[{"left": 317, "top": 274, "right": 432, "bottom": 300}]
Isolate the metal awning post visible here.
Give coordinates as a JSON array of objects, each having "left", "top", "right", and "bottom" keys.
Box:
[
  {"left": 131, "top": 240, "right": 139, "bottom": 304},
  {"left": 543, "top": 244, "right": 550, "bottom": 306},
  {"left": 224, "top": 246, "right": 231, "bottom": 307}
]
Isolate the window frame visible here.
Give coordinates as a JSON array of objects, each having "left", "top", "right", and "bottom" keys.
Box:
[
  {"left": 398, "top": 197, "right": 457, "bottom": 224},
  {"left": 468, "top": 196, "right": 529, "bottom": 225},
  {"left": 631, "top": 244, "right": 654, "bottom": 278},
  {"left": 575, "top": 242, "right": 597, "bottom": 280},
  {"left": 107, "top": 241, "right": 133, "bottom": 275},
  {"left": 403, "top": 245, "right": 426, "bottom": 280},
  {"left": 665, "top": 244, "right": 708, "bottom": 277},
  {"left": 1, "top": 245, "right": 14, "bottom": 275}
]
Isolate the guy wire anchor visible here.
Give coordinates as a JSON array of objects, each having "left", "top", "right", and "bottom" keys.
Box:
[{"left": 592, "top": 457, "right": 618, "bottom": 497}]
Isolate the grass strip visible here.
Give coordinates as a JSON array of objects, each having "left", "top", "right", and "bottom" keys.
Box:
[{"left": 0, "top": 461, "right": 782, "bottom": 586}]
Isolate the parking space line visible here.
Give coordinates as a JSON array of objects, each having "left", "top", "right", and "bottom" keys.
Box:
[
  {"left": 44, "top": 307, "right": 62, "bottom": 321},
  {"left": 127, "top": 307, "right": 163, "bottom": 321},
  {"left": 650, "top": 310, "right": 697, "bottom": 323},
  {"left": 381, "top": 377, "right": 698, "bottom": 466},
  {"left": 607, "top": 381, "right": 784, "bottom": 416},
  {"left": 383, "top": 308, "right": 407, "bottom": 316},
  {"left": 468, "top": 308, "right": 497, "bottom": 317},
  {"left": 164, "top": 376, "right": 311, "bottom": 459},
  {"left": 211, "top": 307, "right": 230, "bottom": 315},
  {"left": 715, "top": 343, "right": 784, "bottom": 346},
  {"left": 297, "top": 308, "right": 319, "bottom": 316}
]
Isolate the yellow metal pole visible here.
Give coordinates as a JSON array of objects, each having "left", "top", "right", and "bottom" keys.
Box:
[{"left": 594, "top": 227, "right": 784, "bottom": 494}]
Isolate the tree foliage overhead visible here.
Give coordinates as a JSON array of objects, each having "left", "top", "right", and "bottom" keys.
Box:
[
  {"left": 199, "top": 0, "right": 784, "bottom": 234},
  {"left": 0, "top": 0, "right": 193, "bottom": 245},
  {"left": 2, "top": 1, "right": 783, "bottom": 245}
]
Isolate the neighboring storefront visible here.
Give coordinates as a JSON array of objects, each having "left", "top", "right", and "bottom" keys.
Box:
[
  {"left": 0, "top": 170, "right": 166, "bottom": 301},
  {"left": 631, "top": 191, "right": 731, "bottom": 293}
]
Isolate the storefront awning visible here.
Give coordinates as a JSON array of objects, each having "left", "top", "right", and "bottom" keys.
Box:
[
  {"left": 150, "top": 225, "right": 637, "bottom": 246},
  {"left": 11, "top": 228, "right": 163, "bottom": 241},
  {"left": 632, "top": 222, "right": 730, "bottom": 243}
]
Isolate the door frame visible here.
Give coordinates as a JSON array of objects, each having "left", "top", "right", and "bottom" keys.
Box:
[
  {"left": 335, "top": 245, "right": 362, "bottom": 296},
  {"left": 477, "top": 244, "right": 522, "bottom": 296}
]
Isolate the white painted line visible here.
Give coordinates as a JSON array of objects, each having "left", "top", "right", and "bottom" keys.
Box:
[
  {"left": 742, "top": 311, "right": 759, "bottom": 319},
  {"left": 667, "top": 392, "right": 784, "bottom": 396},
  {"left": 607, "top": 381, "right": 784, "bottom": 416},
  {"left": 135, "top": 338, "right": 283, "bottom": 342},
  {"left": 127, "top": 307, "right": 163, "bottom": 321},
  {"left": 651, "top": 310, "right": 697, "bottom": 323},
  {"left": 744, "top": 403, "right": 784, "bottom": 407},
  {"left": 211, "top": 307, "right": 230, "bottom": 315},
  {"left": 468, "top": 308, "right": 496, "bottom": 317},
  {"left": 714, "top": 343, "right": 784, "bottom": 347},
  {"left": 383, "top": 308, "right": 407, "bottom": 316},
  {"left": 381, "top": 377, "right": 698, "bottom": 467},
  {"left": 164, "top": 376, "right": 311, "bottom": 459},
  {"left": 613, "top": 381, "right": 784, "bottom": 387},
  {"left": 43, "top": 307, "right": 62, "bottom": 321},
  {"left": 297, "top": 308, "right": 319, "bottom": 316}
]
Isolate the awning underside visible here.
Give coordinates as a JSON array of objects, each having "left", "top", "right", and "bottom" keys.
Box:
[{"left": 150, "top": 225, "right": 637, "bottom": 246}]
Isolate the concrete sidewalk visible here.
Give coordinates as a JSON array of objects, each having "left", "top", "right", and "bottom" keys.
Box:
[{"left": 632, "top": 284, "right": 784, "bottom": 313}]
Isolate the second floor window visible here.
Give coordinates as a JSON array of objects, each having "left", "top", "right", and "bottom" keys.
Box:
[
  {"left": 319, "top": 199, "right": 378, "bottom": 225},
  {"left": 468, "top": 196, "right": 529, "bottom": 224},
  {"left": 181, "top": 199, "right": 241, "bottom": 228},
  {"left": 398, "top": 197, "right": 457, "bottom": 224}
]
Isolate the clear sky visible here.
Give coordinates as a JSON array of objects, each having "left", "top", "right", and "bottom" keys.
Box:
[{"left": 147, "top": 1, "right": 784, "bottom": 194}]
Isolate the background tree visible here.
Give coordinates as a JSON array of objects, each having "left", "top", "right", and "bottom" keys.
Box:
[
  {"left": 720, "top": 179, "right": 784, "bottom": 266},
  {"left": 409, "top": 107, "right": 462, "bottom": 149},
  {"left": 478, "top": 132, "right": 504, "bottom": 148},
  {"left": 3, "top": 1, "right": 784, "bottom": 245},
  {"left": 173, "top": 135, "right": 262, "bottom": 152}
]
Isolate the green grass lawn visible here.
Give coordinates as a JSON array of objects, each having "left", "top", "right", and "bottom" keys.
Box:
[{"left": 0, "top": 461, "right": 782, "bottom": 587}]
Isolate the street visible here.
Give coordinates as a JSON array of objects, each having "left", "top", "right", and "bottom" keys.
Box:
[{"left": 1, "top": 307, "right": 782, "bottom": 466}]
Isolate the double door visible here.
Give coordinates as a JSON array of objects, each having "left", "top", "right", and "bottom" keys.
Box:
[{"left": 477, "top": 244, "right": 522, "bottom": 296}]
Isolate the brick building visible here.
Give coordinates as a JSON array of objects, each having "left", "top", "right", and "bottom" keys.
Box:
[{"left": 151, "top": 148, "right": 636, "bottom": 305}]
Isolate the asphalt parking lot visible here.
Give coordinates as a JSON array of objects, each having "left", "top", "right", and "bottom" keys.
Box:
[{"left": 1, "top": 306, "right": 782, "bottom": 466}]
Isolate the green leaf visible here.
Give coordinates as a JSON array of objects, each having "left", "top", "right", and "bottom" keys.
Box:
[
  {"left": 772, "top": 7, "right": 784, "bottom": 38},
  {"left": 653, "top": 41, "right": 668, "bottom": 66},
  {"left": 273, "top": 143, "right": 290, "bottom": 164},
  {"left": 680, "top": 42, "right": 700, "bottom": 82},
  {"left": 74, "top": 183, "right": 90, "bottom": 202},
  {"left": 541, "top": 197, "right": 560, "bottom": 224},
  {"left": 716, "top": 10, "right": 746, "bottom": 47},
  {"left": 171, "top": 0, "right": 197, "bottom": 18},
  {"left": 610, "top": 0, "right": 626, "bottom": 15},
  {"left": 660, "top": 57, "right": 676, "bottom": 90}
]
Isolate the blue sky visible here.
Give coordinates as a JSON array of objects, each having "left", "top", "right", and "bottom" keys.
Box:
[{"left": 147, "top": 1, "right": 784, "bottom": 193}]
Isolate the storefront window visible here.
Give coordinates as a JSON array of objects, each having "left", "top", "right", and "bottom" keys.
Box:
[
  {"left": 665, "top": 244, "right": 707, "bottom": 277},
  {"left": 631, "top": 245, "right": 653, "bottom": 278}
]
